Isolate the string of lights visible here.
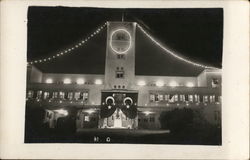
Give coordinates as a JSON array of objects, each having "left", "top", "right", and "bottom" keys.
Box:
[
  {"left": 137, "top": 24, "right": 219, "bottom": 69},
  {"left": 27, "top": 22, "right": 108, "bottom": 65}
]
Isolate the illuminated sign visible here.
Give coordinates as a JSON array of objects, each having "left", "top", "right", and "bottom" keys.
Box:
[{"left": 110, "top": 29, "right": 132, "bottom": 54}]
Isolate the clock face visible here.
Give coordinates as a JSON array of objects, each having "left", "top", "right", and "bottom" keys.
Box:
[{"left": 110, "top": 29, "right": 131, "bottom": 54}]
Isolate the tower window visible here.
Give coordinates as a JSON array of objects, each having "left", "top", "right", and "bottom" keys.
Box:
[
  {"left": 116, "top": 71, "right": 124, "bottom": 78},
  {"left": 117, "top": 54, "right": 125, "bottom": 59}
]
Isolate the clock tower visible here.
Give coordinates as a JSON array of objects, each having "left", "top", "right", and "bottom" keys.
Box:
[{"left": 104, "top": 21, "right": 137, "bottom": 90}]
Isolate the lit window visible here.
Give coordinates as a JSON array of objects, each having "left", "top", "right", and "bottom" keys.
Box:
[
  {"left": 75, "top": 92, "right": 80, "bottom": 100},
  {"left": 164, "top": 95, "right": 170, "bottom": 101},
  {"left": 188, "top": 95, "right": 193, "bottom": 102},
  {"left": 169, "top": 95, "right": 174, "bottom": 103},
  {"left": 52, "top": 92, "right": 58, "bottom": 98},
  {"left": 43, "top": 92, "right": 49, "bottom": 99},
  {"left": 27, "top": 90, "right": 34, "bottom": 98},
  {"left": 68, "top": 92, "right": 73, "bottom": 100},
  {"left": 158, "top": 94, "right": 163, "bottom": 101},
  {"left": 212, "top": 78, "right": 219, "bottom": 88},
  {"left": 174, "top": 95, "right": 178, "bottom": 102},
  {"left": 180, "top": 95, "right": 185, "bottom": 102},
  {"left": 63, "top": 78, "right": 71, "bottom": 84},
  {"left": 210, "top": 95, "right": 215, "bottom": 103},
  {"left": 116, "top": 71, "right": 124, "bottom": 78},
  {"left": 59, "top": 92, "right": 65, "bottom": 99},
  {"left": 84, "top": 116, "right": 90, "bottom": 122},
  {"left": 76, "top": 78, "right": 84, "bottom": 85},
  {"left": 203, "top": 95, "right": 208, "bottom": 102},
  {"left": 150, "top": 94, "right": 155, "bottom": 102},
  {"left": 82, "top": 92, "right": 88, "bottom": 101},
  {"left": 45, "top": 78, "right": 53, "bottom": 84},
  {"left": 194, "top": 94, "right": 200, "bottom": 102},
  {"left": 37, "top": 90, "right": 42, "bottom": 99}
]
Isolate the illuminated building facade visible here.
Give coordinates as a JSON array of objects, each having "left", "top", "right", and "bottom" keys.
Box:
[{"left": 26, "top": 21, "right": 222, "bottom": 130}]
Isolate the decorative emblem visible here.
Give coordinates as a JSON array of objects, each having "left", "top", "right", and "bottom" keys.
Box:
[{"left": 110, "top": 29, "right": 132, "bottom": 54}]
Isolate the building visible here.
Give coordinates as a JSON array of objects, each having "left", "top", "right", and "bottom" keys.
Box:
[{"left": 26, "top": 21, "right": 222, "bottom": 130}]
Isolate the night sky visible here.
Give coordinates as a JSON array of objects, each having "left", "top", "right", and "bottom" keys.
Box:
[{"left": 27, "top": 7, "right": 223, "bottom": 76}]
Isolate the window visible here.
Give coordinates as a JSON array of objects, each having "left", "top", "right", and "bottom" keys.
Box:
[
  {"left": 203, "top": 95, "right": 208, "bottom": 103},
  {"left": 165, "top": 95, "right": 170, "bottom": 101},
  {"left": 149, "top": 117, "right": 155, "bottom": 122},
  {"left": 169, "top": 95, "right": 174, "bottom": 103},
  {"left": 59, "top": 92, "right": 65, "bottom": 99},
  {"left": 52, "top": 92, "right": 58, "bottom": 98},
  {"left": 215, "top": 95, "right": 220, "bottom": 102},
  {"left": 188, "top": 95, "right": 193, "bottom": 102},
  {"left": 117, "top": 54, "right": 125, "bottom": 59},
  {"left": 155, "top": 94, "right": 159, "bottom": 102},
  {"left": 150, "top": 94, "right": 155, "bottom": 102},
  {"left": 75, "top": 92, "right": 80, "bottom": 100},
  {"left": 180, "top": 95, "right": 185, "bottom": 102},
  {"left": 114, "top": 85, "right": 117, "bottom": 89},
  {"left": 174, "top": 95, "right": 178, "bottom": 102},
  {"left": 144, "top": 118, "right": 148, "bottom": 122},
  {"left": 83, "top": 92, "right": 88, "bottom": 101},
  {"left": 210, "top": 95, "right": 215, "bottom": 103},
  {"left": 122, "top": 85, "right": 125, "bottom": 89},
  {"left": 158, "top": 94, "right": 163, "bottom": 101},
  {"left": 37, "top": 90, "right": 42, "bottom": 99},
  {"left": 212, "top": 78, "right": 219, "bottom": 88},
  {"left": 84, "top": 116, "right": 90, "bottom": 122},
  {"left": 194, "top": 94, "right": 200, "bottom": 102},
  {"left": 27, "top": 90, "right": 34, "bottom": 98},
  {"left": 116, "top": 71, "right": 124, "bottom": 78},
  {"left": 43, "top": 92, "right": 49, "bottom": 99},
  {"left": 68, "top": 92, "right": 73, "bottom": 100}
]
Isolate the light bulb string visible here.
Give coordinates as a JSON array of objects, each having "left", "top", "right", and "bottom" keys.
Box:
[
  {"left": 27, "top": 22, "right": 108, "bottom": 65},
  {"left": 136, "top": 24, "right": 219, "bottom": 69}
]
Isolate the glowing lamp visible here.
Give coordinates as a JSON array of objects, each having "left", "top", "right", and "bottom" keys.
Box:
[
  {"left": 169, "top": 81, "right": 178, "bottom": 87},
  {"left": 45, "top": 78, "right": 53, "bottom": 84},
  {"left": 138, "top": 80, "right": 146, "bottom": 86},
  {"left": 108, "top": 105, "right": 112, "bottom": 109},
  {"left": 63, "top": 78, "right": 71, "bottom": 84},
  {"left": 156, "top": 81, "right": 164, "bottom": 87},
  {"left": 76, "top": 78, "right": 85, "bottom": 85},
  {"left": 95, "top": 79, "right": 102, "bottom": 85},
  {"left": 186, "top": 82, "right": 194, "bottom": 87}
]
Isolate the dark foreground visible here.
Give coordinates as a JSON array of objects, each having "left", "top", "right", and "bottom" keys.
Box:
[{"left": 25, "top": 128, "right": 220, "bottom": 145}]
